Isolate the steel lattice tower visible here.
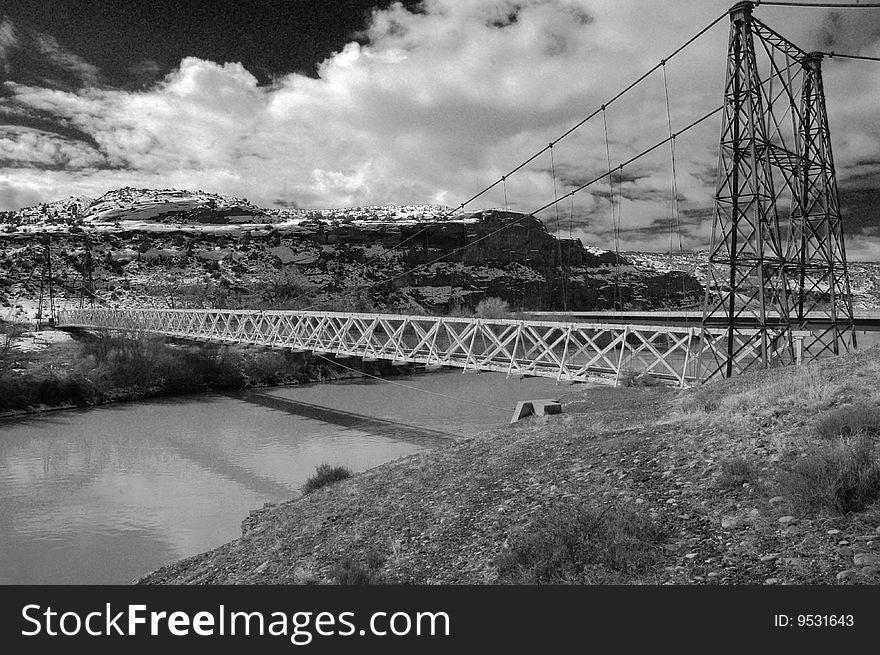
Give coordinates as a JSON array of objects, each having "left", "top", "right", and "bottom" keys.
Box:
[
  {"left": 700, "top": 1, "right": 855, "bottom": 380},
  {"left": 791, "top": 53, "right": 856, "bottom": 357}
]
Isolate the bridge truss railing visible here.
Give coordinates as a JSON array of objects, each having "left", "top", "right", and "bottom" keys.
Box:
[{"left": 56, "top": 308, "right": 810, "bottom": 386}]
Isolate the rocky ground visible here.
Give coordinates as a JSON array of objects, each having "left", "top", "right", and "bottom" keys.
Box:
[{"left": 138, "top": 348, "right": 880, "bottom": 585}]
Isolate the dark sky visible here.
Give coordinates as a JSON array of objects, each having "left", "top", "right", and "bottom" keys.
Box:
[{"left": 3, "top": 0, "right": 423, "bottom": 87}]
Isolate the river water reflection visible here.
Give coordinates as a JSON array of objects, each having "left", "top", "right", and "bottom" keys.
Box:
[{"left": 0, "top": 370, "right": 568, "bottom": 584}]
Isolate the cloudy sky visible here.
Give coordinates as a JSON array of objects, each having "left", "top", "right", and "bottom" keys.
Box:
[{"left": 1, "top": 0, "right": 878, "bottom": 256}]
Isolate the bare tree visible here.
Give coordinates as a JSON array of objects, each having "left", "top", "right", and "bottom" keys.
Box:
[
  {"left": 1, "top": 321, "right": 25, "bottom": 366},
  {"left": 262, "top": 268, "right": 311, "bottom": 308}
]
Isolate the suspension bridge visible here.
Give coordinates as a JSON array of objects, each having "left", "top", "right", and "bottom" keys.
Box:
[{"left": 54, "top": 1, "right": 878, "bottom": 386}]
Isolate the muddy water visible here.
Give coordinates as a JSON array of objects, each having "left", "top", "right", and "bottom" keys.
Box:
[{"left": 0, "top": 370, "right": 568, "bottom": 584}]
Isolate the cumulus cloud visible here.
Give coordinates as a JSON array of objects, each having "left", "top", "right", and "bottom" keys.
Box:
[
  {"left": 0, "top": 0, "right": 878, "bottom": 256},
  {"left": 0, "top": 125, "right": 106, "bottom": 168}
]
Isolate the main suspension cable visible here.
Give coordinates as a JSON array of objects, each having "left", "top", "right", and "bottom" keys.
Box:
[
  {"left": 818, "top": 51, "right": 880, "bottom": 62},
  {"left": 283, "top": 10, "right": 729, "bottom": 308},
  {"left": 755, "top": 2, "right": 880, "bottom": 7},
  {"left": 331, "top": 104, "right": 725, "bottom": 303}
]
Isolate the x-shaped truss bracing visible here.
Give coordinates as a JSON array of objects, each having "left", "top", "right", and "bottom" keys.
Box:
[{"left": 56, "top": 308, "right": 810, "bottom": 386}]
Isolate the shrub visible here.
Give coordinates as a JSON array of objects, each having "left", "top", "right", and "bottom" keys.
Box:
[
  {"left": 323, "top": 292, "right": 375, "bottom": 314},
  {"left": 0, "top": 369, "right": 97, "bottom": 411},
  {"left": 717, "top": 456, "right": 756, "bottom": 489},
  {"left": 242, "top": 350, "right": 299, "bottom": 385},
  {"left": 188, "top": 348, "right": 246, "bottom": 389},
  {"left": 330, "top": 550, "right": 387, "bottom": 585},
  {"left": 494, "top": 502, "right": 667, "bottom": 584},
  {"left": 444, "top": 296, "right": 470, "bottom": 317},
  {"left": 302, "top": 463, "right": 353, "bottom": 494},
  {"left": 0, "top": 374, "right": 34, "bottom": 411},
  {"left": 474, "top": 297, "right": 511, "bottom": 319},
  {"left": 815, "top": 403, "right": 880, "bottom": 440},
  {"left": 776, "top": 435, "right": 880, "bottom": 515},
  {"left": 679, "top": 385, "right": 723, "bottom": 414}
]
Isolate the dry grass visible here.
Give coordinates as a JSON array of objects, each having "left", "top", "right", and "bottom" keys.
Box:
[
  {"left": 718, "top": 365, "right": 835, "bottom": 415},
  {"left": 717, "top": 456, "right": 757, "bottom": 489},
  {"left": 494, "top": 502, "right": 668, "bottom": 584},
  {"left": 678, "top": 385, "right": 724, "bottom": 414},
  {"left": 677, "top": 363, "right": 840, "bottom": 433},
  {"left": 815, "top": 403, "right": 880, "bottom": 440},
  {"left": 618, "top": 369, "right": 665, "bottom": 388},
  {"left": 776, "top": 433, "right": 880, "bottom": 516},
  {"left": 330, "top": 550, "right": 387, "bottom": 585}
]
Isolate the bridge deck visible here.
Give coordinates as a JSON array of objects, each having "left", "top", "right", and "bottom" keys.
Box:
[
  {"left": 527, "top": 311, "right": 880, "bottom": 330},
  {"left": 57, "top": 308, "right": 815, "bottom": 386}
]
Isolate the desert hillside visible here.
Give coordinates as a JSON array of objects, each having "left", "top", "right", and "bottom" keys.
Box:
[
  {"left": 1, "top": 187, "right": 704, "bottom": 319},
  {"left": 139, "top": 347, "right": 880, "bottom": 585}
]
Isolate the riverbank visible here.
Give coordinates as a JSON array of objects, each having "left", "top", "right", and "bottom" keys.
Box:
[
  {"left": 0, "top": 327, "right": 411, "bottom": 418},
  {"left": 140, "top": 347, "right": 880, "bottom": 585}
]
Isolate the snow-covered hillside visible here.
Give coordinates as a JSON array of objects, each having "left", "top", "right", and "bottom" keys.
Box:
[{"left": 0, "top": 187, "right": 458, "bottom": 233}]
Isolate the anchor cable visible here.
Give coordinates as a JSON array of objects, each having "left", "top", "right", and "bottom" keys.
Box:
[{"left": 817, "top": 51, "right": 880, "bottom": 62}]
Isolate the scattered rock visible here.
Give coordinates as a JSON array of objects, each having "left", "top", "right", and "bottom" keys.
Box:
[
  {"left": 721, "top": 515, "right": 740, "bottom": 529},
  {"left": 853, "top": 552, "right": 880, "bottom": 567},
  {"left": 859, "top": 566, "right": 880, "bottom": 578},
  {"left": 782, "top": 557, "right": 808, "bottom": 571},
  {"left": 836, "top": 569, "right": 855, "bottom": 583}
]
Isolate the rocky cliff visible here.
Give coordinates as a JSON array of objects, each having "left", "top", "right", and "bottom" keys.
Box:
[
  {"left": 5, "top": 186, "right": 879, "bottom": 321},
  {"left": 0, "top": 207, "right": 702, "bottom": 319}
]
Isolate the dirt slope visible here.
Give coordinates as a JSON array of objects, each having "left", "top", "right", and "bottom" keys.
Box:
[{"left": 139, "top": 349, "right": 880, "bottom": 585}]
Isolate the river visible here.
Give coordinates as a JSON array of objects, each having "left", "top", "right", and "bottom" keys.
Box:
[{"left": 0, "top": 369, "right": 569, "bottom": 584}]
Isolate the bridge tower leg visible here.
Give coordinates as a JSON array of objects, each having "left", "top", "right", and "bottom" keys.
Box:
[
  {"left": 790, "top": 53, "right": 856, "bottom": 358},
  {"left": 700, "top": 1, "right": 794, "bottom": 380}
]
